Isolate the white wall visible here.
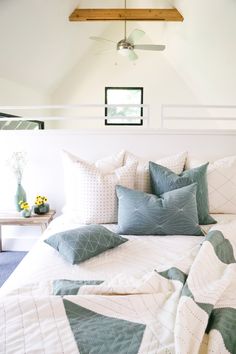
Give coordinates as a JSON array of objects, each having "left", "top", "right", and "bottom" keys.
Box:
[
  {"left": 0, "top": 76, "right": 50, "bottom": 119},
  {"left": 0, "top": 77, "right": 51, "bottom": 250},
  {"left": 1, "top": 0, "right": 235, "bottom": 130},
  {"left": 50, "top": 1, "right": 236, "bottom": 130},
  {"left": 160, "top": 0, "right": 236, "bottom": 104},
  {"left": 51, "top": 23, "right": 199, "bottom": 129}
]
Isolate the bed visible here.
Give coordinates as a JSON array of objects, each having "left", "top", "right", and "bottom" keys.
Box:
[
  {"left": 1, "top": 147, "right": 236, "bottom": 354},
  {"left": 1, "top": 213, "right": 236, "bottom": 296}
]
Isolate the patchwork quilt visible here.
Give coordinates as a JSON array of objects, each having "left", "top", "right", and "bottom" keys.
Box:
[{"left": 0, "top": 223, "right": 236, "bottom": 354}]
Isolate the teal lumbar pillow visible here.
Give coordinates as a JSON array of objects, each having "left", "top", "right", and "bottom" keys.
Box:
[
  {"left": 149, "top": 162, "right": 216, "bottom": 225},
  {"left": 44, "top": 225, "right": 128, "bottom": 264},
  {"left": 116, "top": 184, "right": 203, "bottom": 236}
]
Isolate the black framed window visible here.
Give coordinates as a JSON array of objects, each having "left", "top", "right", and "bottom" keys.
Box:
[
  {"left": 0, "top": 112, "right": 44, "bottom": 130},
  {"left": 105, "top": 87, "right": 143, "bottom": 126}
]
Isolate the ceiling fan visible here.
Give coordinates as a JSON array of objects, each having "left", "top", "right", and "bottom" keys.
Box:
[{"left": 89, "top": 1, "right": 166, "bottom": 61}]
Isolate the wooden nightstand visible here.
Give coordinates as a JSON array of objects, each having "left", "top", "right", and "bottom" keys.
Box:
[{"left": 0, "top": 210, "right": 56, "bottom": 252}]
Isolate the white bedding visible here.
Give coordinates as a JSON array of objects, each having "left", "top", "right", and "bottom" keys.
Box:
[
  {"left": 1, "top": 213, "right": 235, "bottom": 297},
  {"left": 1, "top": 215, "right": 236, "bottom": 353}
]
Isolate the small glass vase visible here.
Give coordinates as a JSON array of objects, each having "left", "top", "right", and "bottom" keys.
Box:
[
  {"left": 33, "top": 203, "right": 50, "bottom": 215},
  {"left": 15, "top": 183, "right": 27, "bottom": 212},
  {"left": 21, "top": 209, "right": 31, "bottom": 218}
]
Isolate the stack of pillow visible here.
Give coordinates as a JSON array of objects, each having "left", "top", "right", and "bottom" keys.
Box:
[
  {"left": 61, "top": 149, "right": 216, "bottom": 236},
  {"left": 45, "top": 150, "right": 236, "bottom": 264},
  {"left": 117, "top": 161, "right": 216, "bottom": 236}
]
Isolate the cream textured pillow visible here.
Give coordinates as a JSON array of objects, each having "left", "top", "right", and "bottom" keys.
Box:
[
  {"left": 188, "top": 155, "right": 236, "bottom": 214},
  {"left": 125, "top": 151, "right": 187, "bottom": 192},
  {"left": 62, "top": 150, "right": 125, "bottom": 214},
  {"left": 62, "top": 150, "right": 137, "bottom": 223}
]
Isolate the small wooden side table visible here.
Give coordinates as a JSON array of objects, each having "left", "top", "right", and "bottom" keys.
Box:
[{"left": 0, "top": 210, "right": 56, "bottom": 252}]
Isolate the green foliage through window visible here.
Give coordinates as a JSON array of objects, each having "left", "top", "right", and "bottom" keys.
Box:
[{"left": 105, "top": 87, "right": 143, "bottom": 126}]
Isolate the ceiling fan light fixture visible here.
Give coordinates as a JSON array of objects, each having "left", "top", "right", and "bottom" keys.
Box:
[
  {"left": 117, "top": 39, "right": 134, "bottom": 56},
  {"left": 118, "top": 48, "right": 130, "bottom": 56},
  {"left": 117, "top": 40, "right": 133, "bottom": 50}
]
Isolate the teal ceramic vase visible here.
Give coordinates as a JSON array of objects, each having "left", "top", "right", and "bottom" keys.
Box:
[
  {"left": 15, "top": 183, "right": 27, "bottom": 211},
  {"left": 34, "top": 203, "right": 50, "bottom": 215},
  {"left": 21, "top": 209, "right": 31, "bottom": 218}
]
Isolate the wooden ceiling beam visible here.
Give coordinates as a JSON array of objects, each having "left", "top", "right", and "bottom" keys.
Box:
[{"left": 69, "top": 9, "right": 184, "bottom": 22}]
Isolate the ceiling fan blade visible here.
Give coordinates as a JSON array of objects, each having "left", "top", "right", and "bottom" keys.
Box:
[
  {"left": 128, "top": 50, "right": 138, "bottom": 61},
  {"left": 127, "top": 29, "right": 145, "bottom": 44},
  {"left": 89, "top": 36, "right": 116, "bottom": 44},
  {"left": 134, "top": 44, "right": 166, "bottom": 51}
]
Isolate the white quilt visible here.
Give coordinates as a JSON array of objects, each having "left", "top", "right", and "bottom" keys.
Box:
[
  {"left": 0, "top": 215, "right": 204, "bottom": 296},
  {"left": 1, "top": 213, "right": 234, "bottom": 296},
  {"left": 1, "top": 218, "right": 236, "bottom": 353}
]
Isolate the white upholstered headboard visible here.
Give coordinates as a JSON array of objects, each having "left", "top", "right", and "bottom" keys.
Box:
[{"left": 1, "top": 129, "right": 236, "bottom": 214}]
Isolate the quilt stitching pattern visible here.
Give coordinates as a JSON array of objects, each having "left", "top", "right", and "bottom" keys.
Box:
[{"left": 1, "top": 224, "right": 236, "bottom": 353}]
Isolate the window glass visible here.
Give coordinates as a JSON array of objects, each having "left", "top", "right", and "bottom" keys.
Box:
[{"left": 105, "top": 87, "right": 143, "bottom": 125}]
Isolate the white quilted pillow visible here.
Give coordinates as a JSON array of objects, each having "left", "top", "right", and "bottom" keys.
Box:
[
  {"left": 125, "top": 151, "right": 187, "bottom": 192},
  {"left": 62, "top": 150, "right": 125, "bottom": 214},
  {"left": 95, "top": 151, "right": 125, "bottom": 173},
  {"left": 188, "top": 155, "right": 236, "bottom": 214},
  {"left": 62, "top": 150, "right": 137, "bottom": 223}
]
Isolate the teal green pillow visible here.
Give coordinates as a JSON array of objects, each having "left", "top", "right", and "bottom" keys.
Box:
[
  {"left": 149, "top": 162, "right": 216, "bottom": 225},
  {"left": 44, "top": 225, "right": 128, "bottom": 264},
  {"left": 116, "top": 184, "right": 203, "bottom": 236}
]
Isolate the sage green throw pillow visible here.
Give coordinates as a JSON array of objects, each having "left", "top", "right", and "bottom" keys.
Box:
[
  {"left": 149, "top": 162, "right": 216, "bottom": 225},
  {"left": 116, "top": 184, "right": 203, "bottom": 236},
  {"left": 44, "top": 225, "right": 128, "bottom": 264}
]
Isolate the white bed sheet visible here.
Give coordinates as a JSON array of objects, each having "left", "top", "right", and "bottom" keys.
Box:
[{"left": 0, "top": 213, "right": 235, "bottom": 296}]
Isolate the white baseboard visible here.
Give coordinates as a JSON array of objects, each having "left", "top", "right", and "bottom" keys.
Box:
[
  {"left": 2, "top": 236, "right": 38, "bottom": 251},
  {"left": 1, "top": 225, "right": 41, "bottom": 251}
]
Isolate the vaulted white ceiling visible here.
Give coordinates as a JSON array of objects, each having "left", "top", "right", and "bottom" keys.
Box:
[
  {"left": 0, "top": 0, "right": 169, "bottom": 93},
  {"left": 0, "top": 0, "right": 236, "bottom": 104},
  {"left": 0, "top": 0, "right": 107, "bottom": 92},
  {"left": 0, "top": 0, "right": 183, "bottom": 91}
]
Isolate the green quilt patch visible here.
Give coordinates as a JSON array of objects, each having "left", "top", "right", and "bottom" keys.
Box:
[
  {"left": 158, "top": 267, "right": 187, "bottom": 284},
  {"left": 182, "top": 283, "right": 213, "bottom": 316},
  {"left": 63, "top": 299, "right": 146, "bottom": 354},
  {"left": 205, "top": 231, "right": 236, "bottom": 264},
  {"left": 206, "top": 308, "right": 236, "bottom": 353},
  {"left": 53, "top": 279, "right": 103, "bottom": 295},
  {"left": 160, "top": 267, "right": 214, "bottom": 316}
]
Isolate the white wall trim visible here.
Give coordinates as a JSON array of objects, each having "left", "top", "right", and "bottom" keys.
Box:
[
  {"left": 161, "top": 104, "right": 236, "bottom": 128},
  {"left": 1, "top": 128, "right": 236, "bottom": 136}
]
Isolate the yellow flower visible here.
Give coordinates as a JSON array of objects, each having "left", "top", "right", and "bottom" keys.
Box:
[
  {"left": 35, "top": 195, "right": 48, "bottom": 206},
  {"left": 20, "top": 201, "right": 29, "bottom": 210}
]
